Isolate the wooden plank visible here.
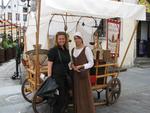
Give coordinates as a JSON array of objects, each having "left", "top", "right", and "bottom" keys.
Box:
[
  {"left": 95, "top": 63, "right": 118, "bottom": 68},
  {"left": 94, "top": 101, "right": 106, "bottom": 106},
  {"left": 95, "top": 73, "right": 118, "bottom": 78},
  {"left": 26, "top": 68, "right": 36, "bottom": 74},
  {"left": 28, "top": 79, "right": 36, "bottom": 85},
  {"left": 92, "top": 84, "right": 107, "bottom": 90}
]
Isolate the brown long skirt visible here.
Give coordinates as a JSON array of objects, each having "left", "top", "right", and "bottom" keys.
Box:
[{"left": 73, "top": 70, "right": 95, "bottom": 113}]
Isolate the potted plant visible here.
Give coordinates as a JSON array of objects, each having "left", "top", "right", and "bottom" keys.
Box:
[{"left": 1, "top": 33, "right": 13, "bottom": 61}]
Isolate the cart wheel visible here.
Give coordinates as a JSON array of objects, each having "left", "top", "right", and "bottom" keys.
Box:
[
  {"left": 21, "top": 79, "right": 35, "bottom": 103},
  {"left": 32, "top": 91, "right": 54, "bottom": 113},
  {"left": 106, "top": 78, "right": 121, "bottom": 105}
]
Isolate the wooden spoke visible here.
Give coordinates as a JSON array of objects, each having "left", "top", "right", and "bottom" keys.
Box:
[
  {"left": 21, "top": 79, "right": 34, "bottom": 103},
  {"left": 106, "top": 78, "right": 121, "bottom": 105}
]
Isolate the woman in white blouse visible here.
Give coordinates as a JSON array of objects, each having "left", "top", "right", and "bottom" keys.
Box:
[{"left": 71, "top": 32, "right": 95, "bottom": 113}]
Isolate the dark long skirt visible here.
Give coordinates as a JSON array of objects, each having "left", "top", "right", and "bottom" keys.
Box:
[{"left": 73, "top": 70, "right": 95, "bottom": 113}]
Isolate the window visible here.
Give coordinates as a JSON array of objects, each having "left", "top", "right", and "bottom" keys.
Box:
[
  {"left": 8, "top": 12, "right": 12, "bottom": 20},
  {"left": 16, "top": 13, "right": 20, "bottom": 21},
  {"left": 23, "top": 14, "right": 27, "bottom": 22}
]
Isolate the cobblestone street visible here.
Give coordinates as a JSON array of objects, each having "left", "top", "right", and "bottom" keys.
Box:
[{"left": 0, "top": 60, "right": 150, "bottom": 113}]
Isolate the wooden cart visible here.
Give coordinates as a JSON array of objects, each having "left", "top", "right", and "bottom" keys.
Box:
[
  {"left": 21, "top": 1, "right": 140, "bottom": 113},
  {"left": 22, "top": 19, "right": 123, "bottom": 113},
  {"left": 21, "top": 18, "right": 138, "bottom": 113},
  {"left": 21, "top": 49, "right": 48, "bottom": 103}
]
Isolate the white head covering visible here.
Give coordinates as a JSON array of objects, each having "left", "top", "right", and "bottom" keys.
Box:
[
  {"left": 74, "top": 32, "right": 83, "bottom": 38},
  {"left": 73, "top": 32, "right": 84, "bottom": 43}
]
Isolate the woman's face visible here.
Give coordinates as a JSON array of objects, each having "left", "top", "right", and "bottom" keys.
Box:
[
  {"left": 74, "top": 36, "right": 83, "bottom": 46},
  {"left": 57, "top": 35, "right": 66, "bottom": 46}
]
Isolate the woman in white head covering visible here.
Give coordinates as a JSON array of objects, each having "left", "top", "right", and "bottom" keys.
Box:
[{"left": 71, "top": 32, "right": 95, "bottom": 113}]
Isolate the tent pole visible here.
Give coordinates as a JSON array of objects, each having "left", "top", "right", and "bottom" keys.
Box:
[
  {"left": 119, "top": 21, "right": 139, "bottom": 68},
  {"left": 35, "top": 0, "right": 41, "bottom": 90}
]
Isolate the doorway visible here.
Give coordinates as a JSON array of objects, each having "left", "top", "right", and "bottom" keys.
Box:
[{"left": 136, "top": 21, "right": 150, "bottom": 58}]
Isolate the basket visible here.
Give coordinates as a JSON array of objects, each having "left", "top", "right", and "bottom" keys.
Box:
[{"left": 25, "top": 49, "right": 49, "bottom": 68}]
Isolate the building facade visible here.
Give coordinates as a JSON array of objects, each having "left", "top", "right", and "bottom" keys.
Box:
[{"left": 1, "top": 0, "right": 29, "bottom": 27}]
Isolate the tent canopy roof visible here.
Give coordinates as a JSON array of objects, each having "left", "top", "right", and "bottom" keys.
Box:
[{"left": 43, "top": 0, "right": 146, "bottom": 20}]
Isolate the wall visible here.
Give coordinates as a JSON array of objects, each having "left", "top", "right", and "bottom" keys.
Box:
[
  {"left": 118, "top": 0, "right": 138, "bottom": 67},
  {"left": 118, "top": 19, "right": 136, "bottom": 67},
  {"left": 3, "top": 0, "right": 27, "bottom": 26}
]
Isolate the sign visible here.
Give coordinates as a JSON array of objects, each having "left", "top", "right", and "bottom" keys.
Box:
[
  {"left": 106, "top": 19, "right": 121, "bottom": 57},
  {"left": 139, "top": 0, "right": 150, "bottom": 13}
]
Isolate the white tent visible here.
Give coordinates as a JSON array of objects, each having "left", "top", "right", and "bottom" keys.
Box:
[
  {"left": 44, "top": 0, "right": 145, "bottom": 20},
  {"left": 25, "top": 0, "right": 146, "bottom": 51}
]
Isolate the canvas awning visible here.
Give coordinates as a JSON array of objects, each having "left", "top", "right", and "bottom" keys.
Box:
[
  {"left": 44, "top": 0, "right": 146, "bottom": 20},
  {"left": 25, "top": 0, "right": 146, "bottom": 51}
]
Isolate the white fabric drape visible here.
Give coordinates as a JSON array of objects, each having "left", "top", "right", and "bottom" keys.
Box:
[{"left": 25, "top": 0, "right": 146, "bottom": 51}]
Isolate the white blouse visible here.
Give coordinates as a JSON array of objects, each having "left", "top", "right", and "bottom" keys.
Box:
[{"left": 73, "top": 47, "right": 94, "bottom": 69}]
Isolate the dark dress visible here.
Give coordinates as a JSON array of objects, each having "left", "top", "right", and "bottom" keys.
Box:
[
  {"left": 72, "top": 47, "right": 95, "bottom": 113},
  {"left": 48, "top": 46, "right": 70, "bottom": 113}
]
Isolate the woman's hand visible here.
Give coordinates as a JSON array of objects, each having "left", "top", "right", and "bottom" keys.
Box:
[
  {"left": 71, "top": 63, "right": 80, "bottom": 72},
  {"left": 76, "top": 65, "right": 84, "bottom": 70}
]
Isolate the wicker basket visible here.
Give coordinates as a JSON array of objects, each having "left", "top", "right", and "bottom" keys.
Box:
[{"left": 25, "top": 49, "right": 49, "bottom": 68}]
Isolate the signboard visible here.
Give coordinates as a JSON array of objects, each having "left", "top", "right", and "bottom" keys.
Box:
[
  {"left": 106, "top": 19, "right": 121, "bottom": 57},
  {"left": 139, "top": 0, "right": 150, "bottom": 13}
]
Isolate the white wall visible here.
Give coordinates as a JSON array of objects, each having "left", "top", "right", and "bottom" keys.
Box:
[
  {"left": 117, "top": 0, "right": 137, "bottom": 67},
  {"left": 118, "top": 19, "right": 136, "bottom": 67}
]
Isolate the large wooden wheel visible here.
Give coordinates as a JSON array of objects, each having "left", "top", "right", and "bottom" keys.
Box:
[
  {"left": 21, "top": 79, "right": 35, "bottom": 103},
  {"left": 106, "top": 78, "right": 121, "bottom": 105}
]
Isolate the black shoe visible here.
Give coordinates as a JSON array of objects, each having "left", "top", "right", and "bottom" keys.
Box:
[{"left": 11, "top": 74, "right": 20, "bottom": 80}]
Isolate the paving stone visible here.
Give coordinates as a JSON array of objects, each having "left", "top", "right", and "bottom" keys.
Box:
[{"left": 0, "top": 60, "right": 150, "bottom": 113}]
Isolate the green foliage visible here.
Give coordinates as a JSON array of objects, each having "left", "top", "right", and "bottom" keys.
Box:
[
  {"left": 139, "top": 0, "right": 150, "bottom": 13},
  {"left": 1, "top": 34, "right": 17, "bottom": 49}
]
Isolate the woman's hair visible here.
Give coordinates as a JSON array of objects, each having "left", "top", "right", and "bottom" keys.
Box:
[{"left": 55, "top": 31, "right": 69, "bottom": 48}]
